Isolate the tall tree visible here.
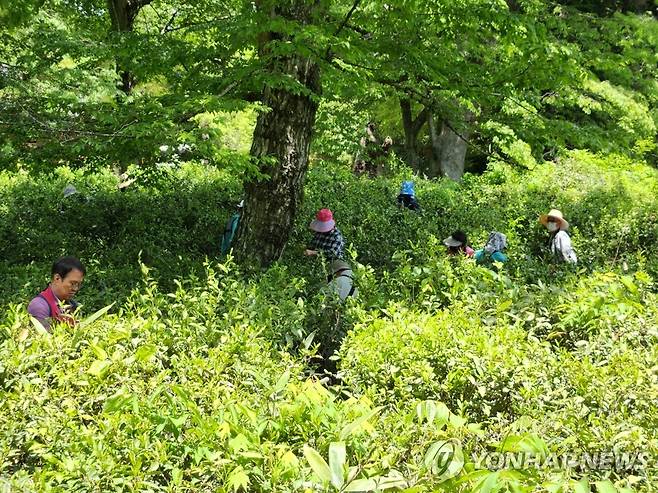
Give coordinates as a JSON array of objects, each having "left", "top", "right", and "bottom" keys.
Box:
[
  {"left": 399, "top": 98, "right": 428, "bottom": 172},
  {"left": 428, "top": 110, "right": 474, "bottom": 181},
  {"left": 338, "top": 1, "right": 580, "bottom": 179},
  {"left": 3, "top": 0, "right": 655, "bottom": 266},
  {"left": 0, "top": 0, "right": 241, "bottom": 170},
  {"left": 107, "top": 0, "right": 152, "bottom": 93},
  {"left": 233, "top": 0, "right": 323, "bottom": 267}
]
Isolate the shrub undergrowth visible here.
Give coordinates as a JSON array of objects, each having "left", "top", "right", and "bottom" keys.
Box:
[{"left": 1, "top": 150, "right": 657, "bottom": 491}]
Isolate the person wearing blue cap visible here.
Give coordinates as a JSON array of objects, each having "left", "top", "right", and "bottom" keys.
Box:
[{"left": 397, "top": 181, "right": 420, "bottom": 211}]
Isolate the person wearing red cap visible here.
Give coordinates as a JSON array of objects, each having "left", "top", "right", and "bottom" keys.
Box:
[{"left": 305, "top": 208, "right": 345, "bottom": 261}]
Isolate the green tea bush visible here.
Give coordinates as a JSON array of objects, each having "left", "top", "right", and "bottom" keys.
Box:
[
  {"left": 289, "top": 150, "right": 658, "bottom": 282},
  {"left": 0, "top": 163, "right": 242, "bottom": 259},
  {"left": 0, "top": 162, "right": 242, "bottom": 310},
  {"left": 339, "top": 273, "right": 658, "bottom": 489},
  {"left": 2, "top": 149, "right": 658, "bottom": 491},
  {"left": 339, "top": 305, "right": 556, "bottom": 421},
  {"left": 0, "top": 263, "right": 511, "bottom": 493}
]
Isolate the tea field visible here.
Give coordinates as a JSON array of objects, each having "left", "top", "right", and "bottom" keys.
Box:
[{"left": 1, "top": 151, "right": 657, "bottom": 492}]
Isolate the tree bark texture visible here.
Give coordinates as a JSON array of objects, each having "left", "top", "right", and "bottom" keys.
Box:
[
  {"left": 438, "top": 120, "right": 469, "bottom": 181},
  {"left": 400, "top": 99, "right": 428, "bottom": 172},
  {"left": 234, "top": 8, "right": 322, "bottom": 267},
  {"left": 427, "top": 113, "right": 442, "bottom": 178},
  {"left": 428, "top": 111, "right": 474, "bottom": 181},
  {"left": 107, "top": 0, "right": 151, "bottom": 93}
]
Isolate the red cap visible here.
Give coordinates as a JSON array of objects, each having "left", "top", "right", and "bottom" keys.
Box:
[
  {"left": 310, "top": 208, "right": 336, "bottom": 233},
  {"left": 316, "top": 208, "right": 333, "bottom": 222}
]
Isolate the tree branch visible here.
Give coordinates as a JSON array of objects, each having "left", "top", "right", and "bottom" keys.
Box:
[
  {"left": 324, "top": 0, "right": 362, "bottom": 61},
  {"left": 161, "top": 16, "right": 232, "bottom": 34},
  {"left": 333, "top": 0, "right": 361, "bottom": 38},
  {"left": 412, "top": 107, "right": 429, "bottom": 135},
  {"left": 344, "top": 22, "right": 371, "bottom": 39},
  {"left": 8, "top": 99, "right": 140, "bottom": 141},
  {"left": 160, "top": 8, "right": 179, "bottom": 34}
]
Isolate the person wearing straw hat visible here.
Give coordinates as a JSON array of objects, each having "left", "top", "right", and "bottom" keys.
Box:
[
  {"left": 475, "top": 231, "right": 509, "bottom": 265},
  {"left": 397, "top": 180, "right": 420, "bottom": 211},
  {"left": 305, "top": 208, "right": 345, "bottom": 261},
  {"left": 539, "top": 209, "right": 577, "bottom": 264},
  {"left": 443, "top": 230, "right": 475, "bottom": 257}
]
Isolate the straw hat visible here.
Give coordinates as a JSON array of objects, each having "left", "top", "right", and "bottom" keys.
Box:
[{"left": 539, "top": 209, "right": 569, "bottom": 230}]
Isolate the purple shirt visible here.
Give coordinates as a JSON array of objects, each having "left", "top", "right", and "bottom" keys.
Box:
[{"left": 28, "top": 295, "right": 58, "bottom": 330}]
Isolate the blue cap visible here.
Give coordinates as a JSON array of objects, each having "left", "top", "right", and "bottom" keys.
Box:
[{"left": 400, "top": 181, "right": 415, "bottom": 196}]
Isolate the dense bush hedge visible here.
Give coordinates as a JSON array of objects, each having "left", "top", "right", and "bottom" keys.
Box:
[
  {"left": 2, "top": 150, "right": 657, "bottom": 304},
  {"left": 339, "top": 272, "right": 658, "bottom": 471},
  {"left": 0, "top": 263, "right": 520, "bottom": 492},
  {"left": 294, "top": 150, "right": 658, "bottom": 277},
  {"left": 1, "top": 150, "right": 657, "bottom": 491}
]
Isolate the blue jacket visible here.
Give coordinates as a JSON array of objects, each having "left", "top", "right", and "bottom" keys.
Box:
[
  {"left": 475, "top": 249, "right": 508, "bottom": 264},
  {"left": 220, "top": 213, "right": 240, "bottom": 256}
]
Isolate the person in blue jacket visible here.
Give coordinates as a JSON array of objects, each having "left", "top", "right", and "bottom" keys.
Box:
[
  {"left": 475, "top": 231, "right": 509, "bottom": 265},
  {"left": 220, "top": 200, "right": 243, "bottom": 256},
  {"left": 396, "top": 180, "right": 420, "bottom": 211}
]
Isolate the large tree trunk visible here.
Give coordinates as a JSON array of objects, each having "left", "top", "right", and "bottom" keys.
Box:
[
  {"left": 438, "top": 121, "right": 469, "bottom": 181},
  {"left": 428, "top": 111, "right": 473, "bottom": 181},
  {"left": 427, "top": 113, "right": 442, "bottom": 178},
  {"left": 234, "top": 5, "right": 321, "bottom": 268},
  {"left": 400, "top": 99, "right": 428, "bottom": 172},
  {"left": 107, "top": 0, "right": 150, "bottom": 93}
]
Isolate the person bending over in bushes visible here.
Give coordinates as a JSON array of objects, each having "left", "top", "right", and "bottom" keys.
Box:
[
  {"left": 444, "top": 230, "right": 475, "bottom": 257},
  {"left": 475, "top": 231, "right": 509, "bottom": 265},
  {"left": 397, "top": 180, "right": 420, "bottom": 211},
  {"left": 539, "top": 209, "right": 577, "bottom": 264},
  {"left": 28, "top": 256, "right": 85, "bottom": 331},
  {"left": 220, "top": 200, "right": 244, "bottom": 256},
  {"left": 326, "top": 259, "right": 358, "bottom": 301},
  {"left": 63, "top": 184, "right": 78, "bottom": 198},
  {"left": 305, "top": 208, "right": 345, "bottom": 261}
]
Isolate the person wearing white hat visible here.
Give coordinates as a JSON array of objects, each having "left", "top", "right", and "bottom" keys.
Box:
[
  {"left": 539, "top": 209, "right": 577, "bottom": 264},
  {"left": 220, "top": 200, "right": 244, "bottom": 256}
]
